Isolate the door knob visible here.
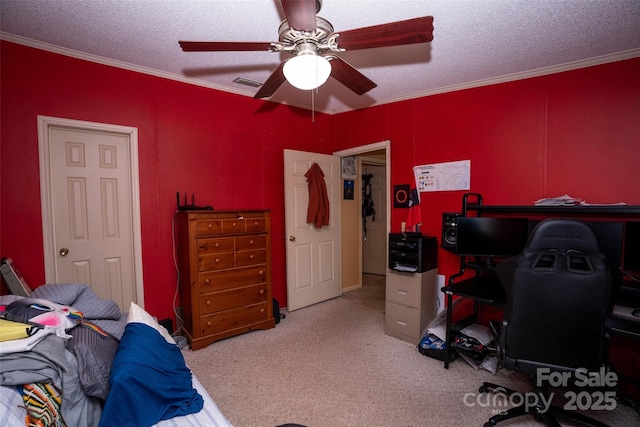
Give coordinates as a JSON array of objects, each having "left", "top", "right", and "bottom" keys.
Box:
[
  {"left": 289, "top": 236, "right": 296, "bottom": 242},
  {"left": 59, "top": 248, "right": 69, "bottom": 257}
]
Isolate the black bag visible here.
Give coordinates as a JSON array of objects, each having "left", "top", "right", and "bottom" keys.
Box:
[
  {"left": 362, "top": 174, "right": 376, "bottom": 219},
  {"left": 273, "top": 299, "right": 285, "bottom": 324}
]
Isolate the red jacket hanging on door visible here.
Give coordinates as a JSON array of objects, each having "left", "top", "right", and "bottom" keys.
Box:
[{"left": 305, "top": 163, "right": 330, "bottom": 228}]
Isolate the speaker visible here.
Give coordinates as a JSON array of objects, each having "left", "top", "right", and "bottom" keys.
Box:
[{"left": 441, "top": 212, "right": 460, "bottom": 253}]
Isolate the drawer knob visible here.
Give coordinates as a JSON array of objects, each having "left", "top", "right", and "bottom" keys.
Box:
[
  {"left": 249, "top": 239, "right": 254, "bottom": 245},
  {"left": 253, "top": 221, "right": 259, "bottom": 227},
  {"left": 258, "top": 270, "right": 264, "bottom": 275},
  {"left": 205, "top": 278, "right": 211, "bottom": 285},
  {"left": 208, "top": 223, "right": 213, "bottom": 229},
  {"left": 259, "top": 289, "right": 265, "bottom": 295},
  {"left": 206, "top": 321, "right": 212, "bottom": 327},
  {"left": 205, "top": 300, "right": 211, "bottom": 306},
  {"left": 215, "top": 258, "right": 220, "bottom": 263},
  {"left": 260, "top": 308, "right": 265, "bottom": 314},
  {"left": 214, "top": 242, "right": 220, "bottom": 248},
  {"left": 232, "top": 222, "right": 237, "bottom": 227},
  {"left": 249, "top": 254, "right": 255, "bottom": 260}
]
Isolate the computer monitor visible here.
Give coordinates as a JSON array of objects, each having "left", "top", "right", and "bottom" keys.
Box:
[
  {"left": 455, "top": 217, "right": 530, "bottom": 258},
  {"left": 588, "top": 221, "right": 623, "bottom": 270},
  {"left": 623, "top": 221, "right": 640, "bottom": 275}
]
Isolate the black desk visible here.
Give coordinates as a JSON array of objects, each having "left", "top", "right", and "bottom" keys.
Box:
[
  {"left": 606, "top": 315, "right": 640, "bottom": 339},
  {"left": 441, "top": 274, "right": 506, "bottom": 369},
  {"left": 607, "top": 287, "right": 640, "bottom": 340},
  {"left": 442, "top": 278, "right": 640, "bottom": 369},
  {"left": 440, "top": 196, "right": 640, "bottom": 369}
]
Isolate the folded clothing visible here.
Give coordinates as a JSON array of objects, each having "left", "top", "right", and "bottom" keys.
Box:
[{"left": 0, "top": 318, "right": 39, "bottom": 342}]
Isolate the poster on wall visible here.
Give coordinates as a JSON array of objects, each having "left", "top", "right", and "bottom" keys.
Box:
[
  {"left": 343, "top": 180, "right": 355, "bottom": 200},
  {"left": 341, "top": 155, "right": 357, "bottom": 179},
  {"left": 413, "top": 160, "right": 471, "bottom": 192},
  {"left": 393, "top": 185, "right": 410, "bottom": 208}
]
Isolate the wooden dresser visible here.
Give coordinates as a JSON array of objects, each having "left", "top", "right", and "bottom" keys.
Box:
[{"left": 175, "top": 210, "right": 275, "bottom": 350}]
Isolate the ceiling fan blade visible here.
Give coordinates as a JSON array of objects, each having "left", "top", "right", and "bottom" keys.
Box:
[
  {"left": 281, "top": 0, "right": 318, "bottom": 32},
  {"left": 327, "top": 56, "right": 377, "bottom": 96},
  {"left": 334, "top": 16, "right": 434, "bottom": 51},
  {"left": 179, "top": 41, "right": 273, "bottom": 52},
  {"left": 254, "top": 62, "right": 287, "bottom": 99}
]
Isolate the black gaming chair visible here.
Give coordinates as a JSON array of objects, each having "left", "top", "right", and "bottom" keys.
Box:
[{"left": 480, "top": 218, "right": 613, "bottom": 427}]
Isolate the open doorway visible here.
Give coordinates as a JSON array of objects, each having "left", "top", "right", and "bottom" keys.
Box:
[
  {"left": 361, "top": 157, "right": 387, "bottom": 276},
  {"left": 334, "top": 141, "right": 390, "bottom": 303}
]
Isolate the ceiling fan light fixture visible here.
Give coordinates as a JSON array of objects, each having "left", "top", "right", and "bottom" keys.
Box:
[{"left": 283, "top": 53, "right": 331, "bottom": 90}]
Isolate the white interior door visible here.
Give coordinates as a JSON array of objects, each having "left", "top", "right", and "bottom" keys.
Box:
[
  {"left": 362, "top": 162, "right": 387, "bottom": 275},
  {"left": 39, "top": 116, "right": 143, "bottom": 311},
  {"left": 284, "top": 149, "right": 341, "bottom": 311}
]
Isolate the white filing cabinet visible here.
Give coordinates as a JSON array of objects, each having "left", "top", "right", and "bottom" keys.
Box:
[{"left": 385, "top": 268, "right": 438, "bottom": 345}]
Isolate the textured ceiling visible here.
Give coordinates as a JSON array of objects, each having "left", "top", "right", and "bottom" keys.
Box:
[{"left": 2, "top": 0, "right": 640, "bottom": 114}]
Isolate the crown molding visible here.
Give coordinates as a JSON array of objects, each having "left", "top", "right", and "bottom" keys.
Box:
[
  {"left": 3, "top": 32, "right": 639, "bottom": 115},
  {"left": 334, "top": 48, "right": 640, "bottom": 114},
  {"left": 0, "top": 32, "right": 256, "bottom": 99}
]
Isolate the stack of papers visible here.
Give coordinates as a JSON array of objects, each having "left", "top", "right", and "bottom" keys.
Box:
[
  {"left": 459, "top": 324, "right": 493, "bottom": 345},
  {"left": 533, "top": 194, "right": 628, "bottom": 207},
  {"left": 534, "top": 194, "right": 584, "bottom": 206}
]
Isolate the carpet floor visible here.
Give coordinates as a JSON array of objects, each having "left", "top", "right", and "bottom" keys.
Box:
[{"left": 182, "top": 274, "right": 640, "bottom": 427}]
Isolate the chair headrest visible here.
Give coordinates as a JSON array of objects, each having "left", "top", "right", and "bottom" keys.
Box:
[{"left": 525, "top": 218, "right": 603, "bottom": 254}]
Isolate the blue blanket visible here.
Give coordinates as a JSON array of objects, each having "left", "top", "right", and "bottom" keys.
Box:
[{"left": 99, "top": 323, "right": 203, "bottom": 427}]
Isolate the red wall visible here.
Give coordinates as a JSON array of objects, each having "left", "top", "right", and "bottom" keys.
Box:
[
  {"left": 2, "top": 40, "right": 640, "bottom": 321},
  {"left": 0, "top": 41, "right": 335, "bottom": 320},
  {"left": 334, "top": 58, "right": 640, "bottom": 282}
]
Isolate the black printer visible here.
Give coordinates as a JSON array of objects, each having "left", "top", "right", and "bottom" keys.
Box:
[{"left": 388, "top": 233, "right": 438, "bottom": 273}]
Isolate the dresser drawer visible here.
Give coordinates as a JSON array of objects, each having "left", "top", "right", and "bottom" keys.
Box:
[
  {"left": 195, "top": 219, "right": 223, "bottom": 237},
  {"left": 199, "top": 284, "right": 269, "bottom": 314},
  {"left": 245, "top": 218, "right": 267, "bottom": 233},
  {"left": 236, "top": 249, "right": 267, "bottom": 267},
  {"left": 199, "top": 266, "right": 267, "bottom": 292},
  {"left": 221, "top": 219, "right": 246, "bottom": 234},
  {"left": 386, "top": 275, "right": 422, "bottom": 307},
  {"left": 198, "top": 237, "right": 234, "bottom": 254},
  {"left": 199, "top": 302, "right": 269, "bottom": 335},
  {"left": 235, "top": 234, "right": 266, "bottom": 251},
  {"left": 198, "top": 253, "right": 235, "bottom": 271},
  {"left": 385, "top": 302, "right": 420, "bottom": 340}
]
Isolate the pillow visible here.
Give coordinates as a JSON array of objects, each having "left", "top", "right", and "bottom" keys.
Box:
[
  {"left": 98, "top": 322, "right": 203, "bottom": 427},
  {"left": 66, "top": 324, "right": 119, "bottom": 399},
  {"left": 126, "top": 302, "right": 175, "bottom": 345}
]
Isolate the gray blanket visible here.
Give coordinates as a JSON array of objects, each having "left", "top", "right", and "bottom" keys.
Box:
[
  {"left": 0, "top": 284, "right": 128, "bottom": 426},
  {"left": 32, "top": 283, "right": 126, "bottom": 339}
]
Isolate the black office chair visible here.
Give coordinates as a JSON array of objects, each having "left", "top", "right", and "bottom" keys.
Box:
[{"left": 480, "top": 218, "right": 613, "bottom": 427}]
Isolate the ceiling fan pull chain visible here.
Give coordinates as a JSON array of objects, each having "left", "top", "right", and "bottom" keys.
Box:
[{"left": 311, "top": 88, "right": 316, "bottom": 122}]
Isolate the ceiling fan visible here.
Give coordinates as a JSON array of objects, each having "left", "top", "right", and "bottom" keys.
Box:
[{"left": 179, "top": 0, "right": 434, "bottom": 99}]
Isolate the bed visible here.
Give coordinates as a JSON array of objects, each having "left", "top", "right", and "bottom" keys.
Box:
[{"left": 0, "top": 283, "right": 233, "bottom": 427}]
